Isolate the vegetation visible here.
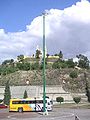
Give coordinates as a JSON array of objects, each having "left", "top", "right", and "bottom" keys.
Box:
[
  {"left": 35, "top": 49, "right": 41, "bottom": 59},
  {"left": 0, "top": 52, "right": 90, "bottom": 106},
  {"left": 73, "top": 97, "right": 81, "bottom": 104},
  {"left": 3, "top": 80, "right": 11, "bottom": 105},
  {"left": 58, "top": 50, "right": 63, "bottom": 60},
  {"left": 23, "top": 90, "right": 28, "bottom": 98},
  {"left": 0, "top": 66, "right": 18, "bottom": 75},
  {"left": 0, "top": 53, "right": 89, "bottom": 75},
  {"left": 17, "top": 62, "right": 30, "bottom": 71},
  {"left": 69, "top": 70, "right": 78, "bottom": 79},
  {"left": 76, "top": 54, "right": 89, "bottom": 69},
  {"left": 65, "top": 59, "right": 75, "bottom": 68},
  {"left": 84, "top": 72, "right": 90, "bottom": 102},
  {"left": 56, "top": 97, "right": 64, "bottom": 104},
  {"left": 17, "top": 54, "right": 24, "bottom": 63},
  {"left": 0, "top": 53, "right": 90, "bottom": 94},
  {"left": 86, "top": 84, "right": 90, "bottom": 102}
]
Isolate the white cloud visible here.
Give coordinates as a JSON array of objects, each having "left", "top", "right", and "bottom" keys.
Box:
[{"left": 0, "top": 0, "right": 90, "bottom": 62}]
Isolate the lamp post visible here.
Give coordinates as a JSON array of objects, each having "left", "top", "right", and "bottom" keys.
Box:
[{"left": 42, "top": 12, "right": 46, "bottom": 114}]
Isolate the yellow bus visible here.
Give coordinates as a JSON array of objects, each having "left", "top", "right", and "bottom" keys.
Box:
[{"left": 9, "top": 97, "right": 53, "bottom": 112}]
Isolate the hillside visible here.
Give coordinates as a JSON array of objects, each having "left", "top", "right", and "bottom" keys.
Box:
[{"left": 0, "top": 68, "right": 90, "bottom": 93}]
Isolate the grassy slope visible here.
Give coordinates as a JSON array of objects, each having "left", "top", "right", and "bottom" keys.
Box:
[{"left": 0, "top": 68, "right": 90, "bottom": 93}]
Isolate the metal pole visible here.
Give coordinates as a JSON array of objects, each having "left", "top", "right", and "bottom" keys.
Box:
[{"left": 43, "top": 13, "right": 46, "bottom": 113}]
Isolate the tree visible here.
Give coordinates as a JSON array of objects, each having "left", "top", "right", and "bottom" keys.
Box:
[
  {"left": 2, "top": 59, "right": 14, "bottom": 66},
  {"left": 17, "top": 55, "right": 24, "bottom": 63},
  {"left": 3, "top": 80, "right": 11, "bottom": 105},
  {"left": 84, "top": 72, "right": 90, "bottom": 102},
  {"left": 54, "top": 54, "right": 58, "bottom": 56},
  {"left": 56, "top": 97, "right": 64, "bottom": 104},
  {"left": 46, "top": 54, "right": 49, "bottom": 58},
  {"left": 86, "top": 84, "right": 90, "bottom": 102},
  {"left": 73, "top": 97, "right": 81, "bottom": 104},
  {"left": 76, "top": 54, "right": 89, "bottom": 69},
  {"left": 9, "top": 59, "right": 14, "bottom": 67},
  {"left": 23, "top": 90, "right": 28, "bottom": 98},
  {"left": 58, "top": 50, "right": 63, "bottom": 60},
  {"left": 35, "top": 49, "right": 41, "bottom": 59}
]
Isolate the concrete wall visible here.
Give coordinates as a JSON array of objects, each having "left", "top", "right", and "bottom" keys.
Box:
[
  {"left": 39, "top": 86, "right": 73, "bottom": 102},
  {"left": 0, "top": 85, "right": 86, "bottom": 103},
  {"left": 0, "top": 86, "right": 5, "bottom": 99}
]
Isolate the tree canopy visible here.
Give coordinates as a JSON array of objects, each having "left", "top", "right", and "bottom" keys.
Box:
[{"left": 76, "top": 54, "right": 89, "bottom": 69}]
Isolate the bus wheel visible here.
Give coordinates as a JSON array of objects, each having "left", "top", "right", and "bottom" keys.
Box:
[{"left": 18, "top": 107, "right": 23, "bottom": 113}]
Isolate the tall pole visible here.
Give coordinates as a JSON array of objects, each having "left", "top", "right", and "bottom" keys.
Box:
[{"left": 43, "top": 13, "right": 46, "bottom": 113}]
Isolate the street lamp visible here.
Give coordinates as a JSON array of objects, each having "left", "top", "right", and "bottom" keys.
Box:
[{"left": 42, "top": 12, "right": 47, "bottom": 114}]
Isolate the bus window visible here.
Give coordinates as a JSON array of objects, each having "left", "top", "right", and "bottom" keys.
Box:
[
  {"left": 12, "top": 101, "right": 19, "bottom": 104},
  {"left": 36, "top": 100, "right": 43, "bottom": 104}
]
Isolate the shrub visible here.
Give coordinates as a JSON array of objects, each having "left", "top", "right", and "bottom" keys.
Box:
[
  {"left": 65, "top": 59, "right": 75, "bottom": 68},
  {"left": 31, "top": 62, "right": 39, "bottom": 70},
  {"left": 56, "top": 97, "right": 64, "bottom": 104},
  {"left": 52, "top": 62, "right": 60, "bottom": 69},
  {"left": 73, "top": 97, "right": 81, "bottom": 104},
  {"left": 69, "top": 70, "right": 78, "bottom": 79}
]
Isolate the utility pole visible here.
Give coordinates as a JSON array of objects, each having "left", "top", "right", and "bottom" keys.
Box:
[{"left": 42, "top": 13, "right": 46, "bottom": 113}]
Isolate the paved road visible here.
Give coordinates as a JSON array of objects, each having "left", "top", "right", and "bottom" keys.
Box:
[{"left": 0, "top": 108, "right": 90, "bottom": 120}]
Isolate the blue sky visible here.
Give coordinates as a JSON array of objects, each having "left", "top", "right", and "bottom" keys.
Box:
[{"left": 0, "top": 0, "right": 80, "bottom": 32}]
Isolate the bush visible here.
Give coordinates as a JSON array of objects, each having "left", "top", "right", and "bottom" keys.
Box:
[
  {"left": 52, "top": 62, "right": 60, "bottom": 69},
  {"left": 31, "top": 62, "right": 39, "bottom": 70},
  {"left": 73, "top": 97, "right": 81, "bottom": 104},
  {"left": 56, "top": 97, "right": 64, "bottom": 104},
  {"left": 17, "top": 63, "right": 30, "bottom": 71},
  {"left": 65, "top": 59, "right": 75, "bottom": 68},
  {"left": 69, "top": 70, "right": 78, "bottom": 79}
]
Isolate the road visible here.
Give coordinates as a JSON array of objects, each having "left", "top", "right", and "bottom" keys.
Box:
[{"left": 0, "top": 108, "right": 90, "bottom": 120}]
